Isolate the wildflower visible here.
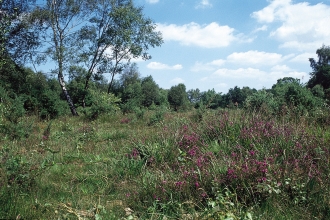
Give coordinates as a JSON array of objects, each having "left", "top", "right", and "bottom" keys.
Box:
[
  {"left": 175, "top": 181, "right": 184, "bottom": 187},
  {"left": 120, "top": 118, "right": 130, "bottom": 124},
  {"left": 227, "top": 168, "right": 237, "bottom": 179},
  {"left": 201, "top": 192, "right": 207, "bottom": 198},
  {"left": 249, "top": 150, "right": 256, "bottom": 156},
  {"left": 188, "top": 148, "right": 197, "bottom": 157}
]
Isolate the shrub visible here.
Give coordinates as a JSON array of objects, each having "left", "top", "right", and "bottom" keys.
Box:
[
  {"left": 245, "top": 90, "right": 278, "bottom": 114},
  {"left": 85, "top": 91, "right": 120, "bottom": 120},
  {"left": 39, "top": 90, "right": 68, "bottom": 119},
  {"left": 148, "top": 109, "right": 165, "bottom": 126}
]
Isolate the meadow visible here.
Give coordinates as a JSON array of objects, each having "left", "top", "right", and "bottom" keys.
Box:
[{"left": 1, "top": 108, "right": 330, "bottom": 219}]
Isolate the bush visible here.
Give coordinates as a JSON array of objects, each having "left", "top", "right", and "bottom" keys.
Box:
[
  {"left": 245, "top": 90, "right": 278, "bottom": 114},
  {"left": 85, "top": 91, "right": 120, "bottom": 120},
  {"left": 148, "top": 109, "right": 165, "bottom": 126},
  {"left": 134, "top": 107, "right": 145, "bottom": 120},
  {"left": 284, "top": 84, "right": 324, "bottom": 116},
  {"left": 39, "top": 90, "right": 68, "bottom": 119}
]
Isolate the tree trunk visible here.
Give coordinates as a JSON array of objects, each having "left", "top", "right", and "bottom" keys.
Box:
[
  {"left": 58, "top": 73, "right": 79, "bottom": 116},
  {"left": 107, "top": 72, "right": 115, "bottom": 94}
]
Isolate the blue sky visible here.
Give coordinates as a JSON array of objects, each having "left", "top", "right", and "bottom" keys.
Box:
[{"left": 128, "top": 0, "right": 330, "bottom": 93}]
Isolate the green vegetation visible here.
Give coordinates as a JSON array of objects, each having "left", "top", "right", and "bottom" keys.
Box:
[
  {"left": 1, "top": 0, "right": 330, "bottom": 219},
  {"left": 1, "top": 107, "right": 330, "bottom": 219}
]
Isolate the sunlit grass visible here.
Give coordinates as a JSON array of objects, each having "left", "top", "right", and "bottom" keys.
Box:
[{"left": 1, "top": 108, "right": 330, "bottom": 219}]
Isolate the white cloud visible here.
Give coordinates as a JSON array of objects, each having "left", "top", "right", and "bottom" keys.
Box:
[
  {"left": 252, "top": 0, "right": 330, "bottom": 51},
  {"left": 195, "top": 0, "right": 212, "bottom": 9},
  {"left": 203, "top": 66, "right": 308, "bottom": 84},
  {"left": 290, "top": 52, "right": 316, "bottom": 63},
  {"left": 215, "top": 83, "right": 228, "bottom": 89},
  {"left": 192, "top": 50, "right": 292, "bottom": 72},
  {"left": 147, "top": 62, "right": 182, "bottom": 70},
  {"left": 226, "top": 51, "right": 284, "bottom": 66},
  {"left": 191, "top": 59, "right": 225, "bottom": 72},
  {"left": 270, "top": 64, "right": 292, "bottom": 72},
  {"left": 170, "top": 77, "right": 185, "bottom": 84},
  {"left": 213, "top": 68, "right": 266, "bottom": 79},
  {"left": 156, "top": 22, "right": 238, "bottom": 48},
  {"left": 130, "top": 57, "right": 146, "bottom": 63},
  {"left": 146, "top": 0, "right": 159, "bottom": 4},
  {"left": 252, "top": 25, "right": 268, "bottom": 33},
  {"left": 267, "top": 71, "right": 308, "bottom": 83}
]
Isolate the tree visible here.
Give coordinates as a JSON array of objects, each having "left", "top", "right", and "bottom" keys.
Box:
[
  {"left": 74, "top": 0, "right": 163, "bottom": 105},
  {"left": 0, "top": 0, "right": 39, "bottom": 68},
  {"left": 308, "top": 45, "right": 330, "bottom": 90},
  {"left": 226, "top": 86, "right": 245, "bottom": 107},
  {"left": 31, "top": 0, "right": 94, "bottom": 116},
  {"left": 141, "top": 75, "right": 159, "bottom": 107},
  {"left": 168, "top": 83, "right": 189, "bottom": 111},
  {"left": 119, "top": 63, "right": 141, "bottom": 87},
  {"left": 271, "top": 77, "right": 301, "bottom": 100},
  {"left": 272, "top": 77, "right": 301, "bottom": 88},
  {"left": 245, "top": 89, "right": 277, "bottom": 113},
  {"left": 187, "top": 88, "right": 201, "bottom": 104},
  {"left": 270, "top": 77, "right": 323, "bottom": 114}
]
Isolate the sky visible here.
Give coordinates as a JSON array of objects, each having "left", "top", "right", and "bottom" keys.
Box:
[{"left": 127, "top": 0, "right": 330, "bottom": 94}]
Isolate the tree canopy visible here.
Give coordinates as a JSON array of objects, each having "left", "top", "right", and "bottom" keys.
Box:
[{"left": 308, "top": 45, "right": 330, "bottom": 90}]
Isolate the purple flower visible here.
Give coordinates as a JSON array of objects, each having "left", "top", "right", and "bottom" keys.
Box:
[{"left": 249, "top": 150, "right": 256, "bottom": 156}]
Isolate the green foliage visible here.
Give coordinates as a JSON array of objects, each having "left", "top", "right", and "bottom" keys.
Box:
[
  {"left": 1, "top": 95, "right": 25, "bottom": 124},
  {"left": 245, "top": 89, "right": 278, "bottom": 114},
  {"left": 134, "top": 107, "right": 145, "bottom": 119},
  {"left": 0, "top": 90, "right": 34, "bottom": 140},
  {"left": 39, "top": 90, "right": 68, "bottom": 119},
  {"left": 120, "top": 99, "right": 140, "bottom": 114},
  {"left": 270, "top": 77, "right": 324, "bottom": 116},
  {"left": 308, "top": 45, "right": 330, "bottom": 90},
  {"left": 73, "top": 0, "right": 163, "bottom": 95},
  {"left": 158, "top": 88, "right": 170, "bottom": 108},
  {"left": 84, "top": 91, "right": 120, "bottom": 120},
  {"left": 187, "top": 88, "right": 201, "bottom": 104},
  {"left": 148, "top": 108, "right": 165, "bottom": 126},
  {"left": 121, "top": 82, "right": 142, "bottom": 105},
  {"left": 311, "top": 84, "right": 324, "bottom": 98},
  {"left": 168, "top": 83, "right": 189, "bottom": 111},
  {"left": 141, "top": 75, "right": 160, "bottom": 108},
  {"left": 0, "top": 0, "right": 39, "bottom": 67},
  {"left": 199, "top": 89, "right": 223, "bottom": 109},
  {"left": 1, "top": 108, "right": 330, "bottom": 219},
  {"left": 119, "top": 63, "right": 141, "bottom": 88}
]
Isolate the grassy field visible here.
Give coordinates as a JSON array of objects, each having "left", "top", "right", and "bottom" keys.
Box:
[{"left": 1, "top": 108, "right": 330, "bottom": 219}]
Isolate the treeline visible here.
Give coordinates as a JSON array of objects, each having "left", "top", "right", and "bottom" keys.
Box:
[{"left": 1, "top": 45, "right": 330, "bottom": 118}]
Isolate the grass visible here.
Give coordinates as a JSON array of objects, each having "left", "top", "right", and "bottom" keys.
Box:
[{"left": 1, "top": 108, "right": 330, "bottom": 219}]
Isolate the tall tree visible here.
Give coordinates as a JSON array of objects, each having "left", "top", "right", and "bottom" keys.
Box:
[
  {"left": 187, "top": 88, "right": 201, "bottom": 104},
  {"left": 33, "top": 0, "right": 94, "bottom": 116},
  {"left": 119, "top": 63, "right": 141, "bottom": 88},
  {"left": 168, "top": 83, "right": 189, "bottom": 111},
  {"left": 308, "top": 45, "right": 330, "bottom": 90},
  {"left": 74, "top": 0, "right": 163, "bottom": 103},
  {"left": 0, "top": 0, "right": 38, "bottom": 68},
  {"left": 141, "top": 75, "right": 159, "bottom": 107}
]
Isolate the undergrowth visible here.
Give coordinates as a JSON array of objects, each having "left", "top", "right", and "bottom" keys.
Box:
[{"left": 0, "top": 109, "right": 330, "bottom": 219}]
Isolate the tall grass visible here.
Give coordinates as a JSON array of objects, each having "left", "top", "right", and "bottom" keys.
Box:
[{"left": 0, "top": 108, "right": 329, "bottom": 219}]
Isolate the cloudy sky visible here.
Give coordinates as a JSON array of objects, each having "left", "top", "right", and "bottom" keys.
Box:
[{"left": 130, "top": 0, "right": 330, "bottom": 93}]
